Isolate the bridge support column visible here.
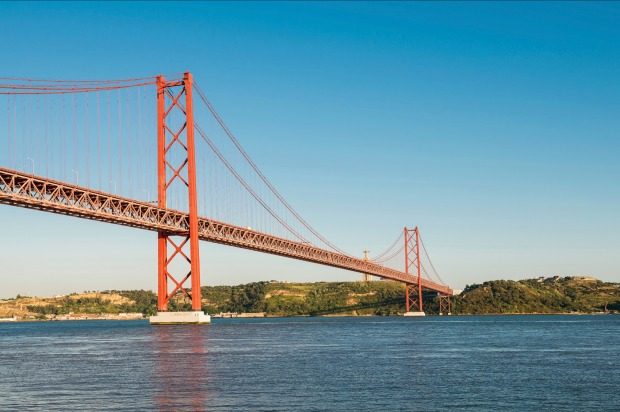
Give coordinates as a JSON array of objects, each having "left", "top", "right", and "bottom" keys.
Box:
[
  {"left": 404, "top": 227, "right": 425, "bottom": 317},
  {"left": 152, "top": 72, "right": 209, "bottom": 324},
  {"left": 438, "top": 293, "right": 451, "bottom": 316}
]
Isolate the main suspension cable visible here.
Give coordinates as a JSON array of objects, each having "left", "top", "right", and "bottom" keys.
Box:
[
  {"left": 193, "top": 82, "right": 351, "bottom": 256},
  {"left": 195, "top": 122, "right": 309, "bottom": 244},
  {"left": 419, "top": 234, "right": 447, "bottom": 286},
  {"left": 372, "top": 244, "right": 405, "bottom": 264},
  {"left": 370, "top": 231, "right": 404, "bottom": 261},
  {"left": 0, "top": 75, "right": 160, "bottom": 95}
]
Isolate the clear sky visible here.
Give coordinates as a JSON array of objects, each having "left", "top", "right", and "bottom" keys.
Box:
[{"left": 1, "top": 1, "right": 618, "bottom": 298}]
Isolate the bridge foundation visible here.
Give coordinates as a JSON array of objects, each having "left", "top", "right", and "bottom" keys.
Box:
[
  {"left": 149, "top": 311, "right": 211, "bottom": 325},
  {"left": 403, "top": 311, "right": 426, "bottom": 317}
]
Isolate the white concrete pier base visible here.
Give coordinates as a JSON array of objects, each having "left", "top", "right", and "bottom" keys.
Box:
[
  {"left": 149, "top": 311, "right": 211, "bottom": 325},
  {"left": 403, "top": 311, "right": 426, "bottom": 317}
]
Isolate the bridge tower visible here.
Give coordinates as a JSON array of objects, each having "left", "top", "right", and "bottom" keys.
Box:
[
  {"left": 403, "top": 226, "right": 425, "bottom": 317},
  {"left": 150, "top": 71, "right": 210, "bottom": 324},
  {"left": 438, "top": 293, "right": 451, "bottom": 315}
]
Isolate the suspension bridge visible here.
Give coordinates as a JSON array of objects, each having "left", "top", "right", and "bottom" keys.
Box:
[{"left": 0, "top": 72, "right": 452, "bottom": 323}]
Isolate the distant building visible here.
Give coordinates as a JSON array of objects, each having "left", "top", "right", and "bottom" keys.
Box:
[{"left": 573, "top": 276, "right": 596, "bottom": 281}]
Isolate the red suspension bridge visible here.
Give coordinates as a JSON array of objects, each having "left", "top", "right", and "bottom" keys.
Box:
[{"left": 0, "top": 72, "right": 452, "bottom": 322}]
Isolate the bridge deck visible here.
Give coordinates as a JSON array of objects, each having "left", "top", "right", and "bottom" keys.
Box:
[{"left": 0, "top": 167, "right": 452, "bottom": 295}]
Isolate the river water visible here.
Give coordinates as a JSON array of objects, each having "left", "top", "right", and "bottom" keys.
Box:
[{"left": 1, "top": 315, "right": 619, "bottom": 411}]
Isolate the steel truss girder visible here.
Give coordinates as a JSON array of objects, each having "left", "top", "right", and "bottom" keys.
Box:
[{"left": 0, "top": 167, "right": 453, "bottom": 296}]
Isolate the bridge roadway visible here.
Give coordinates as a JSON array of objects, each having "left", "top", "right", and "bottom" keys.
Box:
[{"left": 0, "top": 167, "right": 452, "bottom": 295}]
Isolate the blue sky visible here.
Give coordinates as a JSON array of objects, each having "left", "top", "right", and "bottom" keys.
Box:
[{"left": 1, "top": 1, "right": 618, "bottom": 297}]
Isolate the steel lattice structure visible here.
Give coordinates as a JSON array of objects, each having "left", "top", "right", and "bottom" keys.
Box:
[
  {"left": 156, "top": 73, "right": 202, "bottom": 311},
  {"left": 404, "top": 227, "right": 423, "bottom": 312},
  {"left": 0, "top": 166, "right": 453, "bottom": 296}
]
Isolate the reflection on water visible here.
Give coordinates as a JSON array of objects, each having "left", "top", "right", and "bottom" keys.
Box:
[{"left": 151, "top": 325, "right": 211, "bottom": 411}]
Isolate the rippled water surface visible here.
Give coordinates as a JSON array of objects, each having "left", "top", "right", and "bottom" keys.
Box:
[{"left": 1, "top": 315, "right": 619, "bottom": 411}]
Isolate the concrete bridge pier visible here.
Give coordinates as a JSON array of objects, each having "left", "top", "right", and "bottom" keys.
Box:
[
  {"left": 403, "top": 311, "right": 426, "bottom": 317},
  {"left": 149, "top": 311, "right": 211, "bottom": 325}
]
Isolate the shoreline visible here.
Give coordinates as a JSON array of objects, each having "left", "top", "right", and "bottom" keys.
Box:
[{"left": 4, "top": 311, "right": 615, "bottom": 323}]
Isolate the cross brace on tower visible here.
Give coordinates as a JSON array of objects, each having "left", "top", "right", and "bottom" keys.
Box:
[
  {"left": 151, "top": 71, "right": 209, "bottom": 324},
  {"left": 404, "top": 226, "right": 425, "bottom": 316}
]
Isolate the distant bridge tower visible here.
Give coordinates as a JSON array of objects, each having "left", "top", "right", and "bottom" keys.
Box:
[
  {"left": 403, "top": 227, "right": 425, "bottom": 317},
  {"left": 362, "top": 250, "right": 373, "bottom": 282}
]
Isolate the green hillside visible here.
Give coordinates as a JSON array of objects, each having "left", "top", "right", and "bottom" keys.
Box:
[
  {"left": 201, "top": 281, "right": 407, "bottom": 316},
  {"left": 452, "top": 276, "right": 620, "bottom": 314},
  {"left": 10, "top": 276, "right": 620, "bottom": 319}
]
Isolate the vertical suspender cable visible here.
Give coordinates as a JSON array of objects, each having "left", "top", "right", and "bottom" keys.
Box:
[
  {"left": 137, "top": 87, "right": 142, "bottom": 200},
  {"left": 126, "top": 89, "right": 132, "bottom": 199},
  {"left": 85, "top": 92, "right": 90, "bottom": 187},
  {"left": 96, "top": 91, "right": 101, "bottom": 190},
  {"left": 117, "top": 89, "right": 122, "bottom": 195},
  {"left": 43, "top": 95, "right": 48, "bottom": 176},
  {"left": 72, "top": 94, "right": 77, "bottom": 183},
  {"left": 7, "top": 95, "right": 11, "bottom": 169},
  {"left": 60, "top": 95, "right": 65, "bottom": 181},
  {"left": 107, "top": 91, "right": 112, "bottom": 192}
]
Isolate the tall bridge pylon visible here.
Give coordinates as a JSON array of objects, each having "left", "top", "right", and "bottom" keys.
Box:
[
  {"left": 404, "top": 227, "right": 423, "bottom": 315},
  {"left": 154, "top": 72, "right": 205, "bottom": 319}
]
